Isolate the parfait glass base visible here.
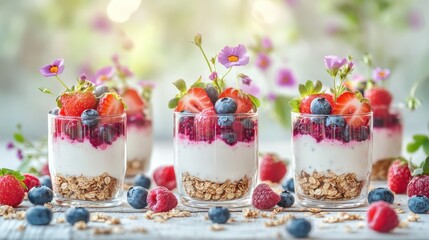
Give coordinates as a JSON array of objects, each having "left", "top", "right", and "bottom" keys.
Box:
[
  {"left": 296, "top": 193, "right": 367, "bottom": 209},
  {"left": 54, "top": 197, "right": 123, "bottom": 208},
  {"left": 179, "top": 195, "right": 251, "bottom": 209}
]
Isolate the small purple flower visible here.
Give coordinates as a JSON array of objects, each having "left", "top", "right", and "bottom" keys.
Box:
[
  {"left": 93, "top": 66, "right": 114, "bottom": 84},
  {"left": 276, "top": 68, "right": 296, "bottom": 87},
  {"left": 324, "top": 55, "right": 347, "bottom": 76},
  {"left": 352, "top": 74, "right": 366, "bottom": 82},
  {"left": 16, "top": 149, "right": 23, "bottom": 161},
  {"left": 239, "top": 74, "right": 252, "bottom": 86},
  {"left": 6, "top": 142, "right": 14, "bottom": 149},
  {"left": 91, "top": 14, "right": 112, "bottom": 33},
  {"left": 218, "top": 44, "right": 249, "bottom": 68},
  {"left": 373, "top": 67, "right": 390, "bottom": 81},
  {"left": 209, "top": 71, "right": 218, "bottom": 81},
  {"left": 241, "top": 82, "right": 260, "bottom": 97},
  {"left": 267, "top": 92, "right": 277, "bottom": 101},
  {"left": 256, "top": 53, "right": 271, "bottom": 71},
  {"left": 261, "top": 37, "right": 273, "bottom": 51},
  {"left": 79, "top": 73, "right": 87, "bottom": 81},
  {"left": 40, "top": 58, "right": 65, "bottom": 77},
  {"left": 347, "top": 61, "right": 354, "bottom": 70},
  {"left": 119, "top": 65, "right": 133, "bottom": 78}
]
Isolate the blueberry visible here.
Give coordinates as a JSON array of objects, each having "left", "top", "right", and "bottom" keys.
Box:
[
  {"left": 310, "top": 97, "right": 331, "bottom": 114},
  {"left": 65, "top": 120, "right": 83, "bottom": 141},
  {"left": 356, "top": 126, "right": 369, "bottom": 141},
  {"left": 208, "top": 206, "right": 230, "bottom": 224},
  {"left": 241, "top": 118, "right": 254, "bottom": 130},
  {"left": 28, "top": 186, "right": 53, "bottom": 205},
  {"left": 81, "top": 109, "right": 99, "bottom": 127},
  {"left": 205, "top": 85, "right": 219, "bottom": 104},
  {"left": 133, "top": 174, "right": 151, "bottom": 189},
  {"left": 39, "top": 175, "right": 52, "bottom": 190},
  {"left": 49, "top": 107, "right": 60, "bottom": 115},
  {"left": 127, "top": 186, "right": 148, "bottom": 209},
  {"left": 215, "top": 97, "right": 237, "bottom": 114},
  {"left": 282, "top": 178, "right": 295, "bottom": 193},
  {"left": 26, "top": 206, "right": 53, "bottom": 226},
  {"left": 94, "top": 85, "right": 112, "bottom": 98},
  {"left": 218, "top": 116, "right": 235, "bottom": 127},
  {"left": 65, "top": 207, "right": 90, "bottom": 225},
  {"left": 98, "top": 124, "right": 117, "bottom": 144},
  {"left": 408, "top": 195, "right": 429, "bottom": 214},
  {"left": 221, "top": 131, "right": 237, "bottom": 145},
  {"left": 277, "top": 191, "right": 295, "bottom": 208},
  {"left": 368, "top": 187, "right": 394, "bottom": 204},
  {"left": 310, "top": 117, "right": 325, "bottom": 124},
  {"left": 286, "top": 218, "right": 312, "bottom": 238},
  {"left": 326, "top": 116, "right": 346, "bottom": 128}
]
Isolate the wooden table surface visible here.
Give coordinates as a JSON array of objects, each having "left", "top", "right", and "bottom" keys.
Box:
[{"left": 1, "top": 141, "right": 428, "bottom": 239}]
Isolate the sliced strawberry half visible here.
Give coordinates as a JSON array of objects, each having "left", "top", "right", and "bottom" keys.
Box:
[
  {"left": 175, "top": 88, "right": 214, "bottom": 113},
  {"left": 332, "top": 91, "right": 372, "bottom": 127},
  {"left": 122, "top": 88, "right": 144, "bottom": 114},
  {"left": 219, "top": 87, "right": 253, "bottom": 113},
  {"left": 300, "top": 93, "right": 334, "bottom": 114},
  {"left": 97, "top": 93, "right": 125, "bottom": 116}
]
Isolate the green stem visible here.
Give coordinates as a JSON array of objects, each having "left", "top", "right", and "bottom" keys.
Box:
[
  {"left": 333, "top": 76, "right": 337, "bottom": 102},
  {"left": 221, "top": 67, "right": 232, "bottom": 81},
  {"left": 198, "top": 46, "right": 213, "bottom": 73},
  {"left": 55, "top": 75, "right": 70, "bottom": 91}
]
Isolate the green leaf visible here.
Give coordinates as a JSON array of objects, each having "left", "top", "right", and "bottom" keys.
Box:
[
  {"left": 38, "top": 88, "right": 54, "bottom": 95},
  {"left": 168, "top": 97, "right": 180, "bottom": 109},
  {"left": 305, "top": 80, "right": 313, "bottom": 92},
  {"left": 248, "top": 94, "right": 261, "bottom": 108},
  {"left": 412, "top": 134, "right": 429, "bottom": 144},
  {"left": 313, "top": 80, "right": 322, "bottom": 93},
  {"left": 407, "top": 142, "right": 420, "bottom": 153},
  {"left": 420, "top": 156, "right": 429, "bottom": 175},
  {"left": 272, "top": 96, "right": 293, "bottom": 128},
  {"left": 14, "top": 133, "right": 25, "bottom": 143},
  {"left": 298, "top": 84, "right": 307, "bottom": 96},
  {"left": 288, "top": 98, "right": 301, "bottom": 113},
  {"left": 172, "top": 79, "right": 187, "bottom": 93}
]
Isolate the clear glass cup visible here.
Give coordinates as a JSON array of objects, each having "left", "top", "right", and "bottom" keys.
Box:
[
  {"left": 48, "top": 113, "right": 126, "bottom": 207},
  {"left": 291, "top": 112, "right": 373, "bottom": 208},
  {"left": 125, "top": 102, "right": 153, "bottom": 177},
  {"left": 371, "top": 106, "right": 403, "bottom": 180},
  {"left": 174, "top": 112, "right": 258, "bottom": 208}
]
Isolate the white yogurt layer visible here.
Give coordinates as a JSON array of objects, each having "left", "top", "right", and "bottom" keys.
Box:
[
  {"left": 373, "top": 127, "right": 402, "bottom": 162},
  {"left": 127, "top": 124, "right": 153, "bottom": 164},
  {"left": 293, "top": 135, "right": 371, "bottom": 179},
  {"left": 49, "top": 137, "right": 126, "bottom": 179},
  {"left": 175, "top": 138, "right": 257, "bottom": 182}
]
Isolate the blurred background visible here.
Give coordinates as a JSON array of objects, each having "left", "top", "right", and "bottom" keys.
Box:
[{"left": 1, "top": 0, "right": 429, "bottom": 146}]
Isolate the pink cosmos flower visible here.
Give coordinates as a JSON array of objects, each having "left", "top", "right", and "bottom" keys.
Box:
[
  {"left": 324, "top": 55, "right": 347, "bottom": 76},
  {"left": 218, "top": 44, "right": 249, "bottom": 68},
  {"left": 40, "top": 58, "right": 65, "bottom": 77},
  {"left": 241, "top": 82, "right": 260, "bottom": 97},
  {"left": 276, "top": 68, "right": 296, "bottom": 87},
  {"left": 373, "top": 67, "right": 390, "bottom": 82},
  {"left": 240, "top": 74, "right": 252, "bottom": 86},
  {"left": 6, "top": 142, "right": 14, "bottom": 149},
  {"left": 209, "top": 71, "right": 218, "bottom": 80},
  {"left": 256, "top": 53, "right": 271, "bottom": 71},
  {"left": 267, "top": 92, "right": 277, "bottom": 101},
  {"left": 93, "top": 66, "right": 115, "bottom": 84},
  {"left": 261, "top": 37, "right": 273, "bottom": 51}
]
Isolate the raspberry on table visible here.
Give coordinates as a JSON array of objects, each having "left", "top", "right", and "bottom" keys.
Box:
[
  {"left": 23, "top": 173, "right": 40, "bottom": 192},
  {"left": 252, "top": 183, "right": 280, "bottom": 210},
  {"left": 367, "top": 201, "right": 399, "bottom": 233},
  {"left": 147, "top": 186, "right": 178, "bottom": 213}
]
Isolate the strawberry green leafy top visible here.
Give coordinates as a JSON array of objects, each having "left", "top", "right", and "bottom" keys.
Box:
[{"left": 0, "top": 168, "right": 27, "bottom": 189}]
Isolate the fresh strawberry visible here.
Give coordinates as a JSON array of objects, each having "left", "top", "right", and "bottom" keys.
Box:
[
  {"left": 153, "top": 165, "right": 176, "bottom": 191},
  {"left": 0, "top": 168, "right": 26, "bottom": 207},
  {"left": 23, "top": 173, "right": 40, "bottom": 192},
  {"left": 300, "top": 93, "right": 334, "bottom": 114},
  {"left": 407, "top": 158, "right": 429, "bottom": 198},
  {"left": 176, "top": 88, "right": 214, "bottom": 113},
  {"left": 332, "top": 91, "right": 372, "bottom": 127},
  {"left": 122, "top": 88, "right": 144, "bottom": 114},
  {"left": 367, "top": 201, "right": 399, "bottom": 233},
  {"left": 97, "top": 92, "right": 125, "bottom": 116},
  {"left": 365, "top": 87, "right": 392, "bottom": 116},
  {"left": 387, "top": 159, "right": 412, "bottom": 194},
  {"left": 259, "top": 153, "right": 288, "bottom": 183},
  {"left": 59, "top": 92, "right": 97, "bottom": 116},
  {"left": 219, "top": 87, "right": 253, "bottom": 113}
]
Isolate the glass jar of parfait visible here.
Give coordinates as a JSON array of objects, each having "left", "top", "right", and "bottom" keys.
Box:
[{"left": 174, "top": 111, "right": 258, "bottom": 208}]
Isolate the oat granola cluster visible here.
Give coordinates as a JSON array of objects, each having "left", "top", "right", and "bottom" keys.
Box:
[
  {"left": 54, "top": 172, "right": 119, "bottom": 201},
  {"left": 182, "top": 173, "right": 250, "bottom": 201},
  {"left": 126, "top": 159, "right": 148, "bottom": 177},
  {"left": 371, "top": 159, "right": 394, "bottom": 180},
  {"left": 297, "top": 170, "right": 364, "bottom": 200}
]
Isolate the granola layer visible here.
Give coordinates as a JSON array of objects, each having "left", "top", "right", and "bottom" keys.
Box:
[
  {"left": 371, "top": 159, "right": 394, "bottom": 180},
  {"left": 54, "top": 172, "right": 119, "bottom": 201},
  {"left": 182, "top": 172, "right": 250, "bottom": 201},
  {"left": 126, "top": 159, "right": 148, "bottom": 177},
  {"left": 297, "top": 170, "right": 364, "bottom": 200}
]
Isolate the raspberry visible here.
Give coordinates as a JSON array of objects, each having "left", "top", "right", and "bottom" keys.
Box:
[
  {"left": 153, "top": 165, "right": 176, "bottom": 191},
  {"left": 23, "top": 173, "right": 40, "bottom": 192},
  {"left": 387, "top": 159, "right": 412, "bottom": 194},
  {"left": 407, "top": 175, "right": 429, "bottom": 198},
  {"left": 367, "top": 201, "right": 399, "bottom": 233},
  {"left": 259, "top": 153, "right": 287, "bottom": 183},
  {"left": 147, "top": 186, "right": 178, "bottom": 213},
  {"left": 0, "top": 169, "right": 26, "bottom": 207},
  {"left": 252, "top": 183, "right": 280, "bottom": 210}
]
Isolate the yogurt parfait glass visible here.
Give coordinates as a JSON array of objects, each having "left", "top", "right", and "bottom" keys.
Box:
[
  {"left": 370, "top": 105, "right": 403, "bottom": 180},
  {"left": 292, "top": 112, "right": 373, "bottom": 208},
  {"left": 48, "top": 113, "right": 126, "bottom": 207},
  {"left": 174, "top": 111, "right": 258, "bottom": 208}
]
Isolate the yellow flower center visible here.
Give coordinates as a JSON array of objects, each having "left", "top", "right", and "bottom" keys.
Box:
[
  {"left": 100, "top": 75, "right": 108, "bottom": 82},
  {"left": 228, "top": 55, "right": 239, "bottom": 62},
  {"left": 49, "top": 66, "right": 58, "bottom": 73},
  {"left": 260, "top": 59, "right": 268, "bottom": 67},
  {"left": 378, "top": 71, "right": 386, "bottom": 78}
]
